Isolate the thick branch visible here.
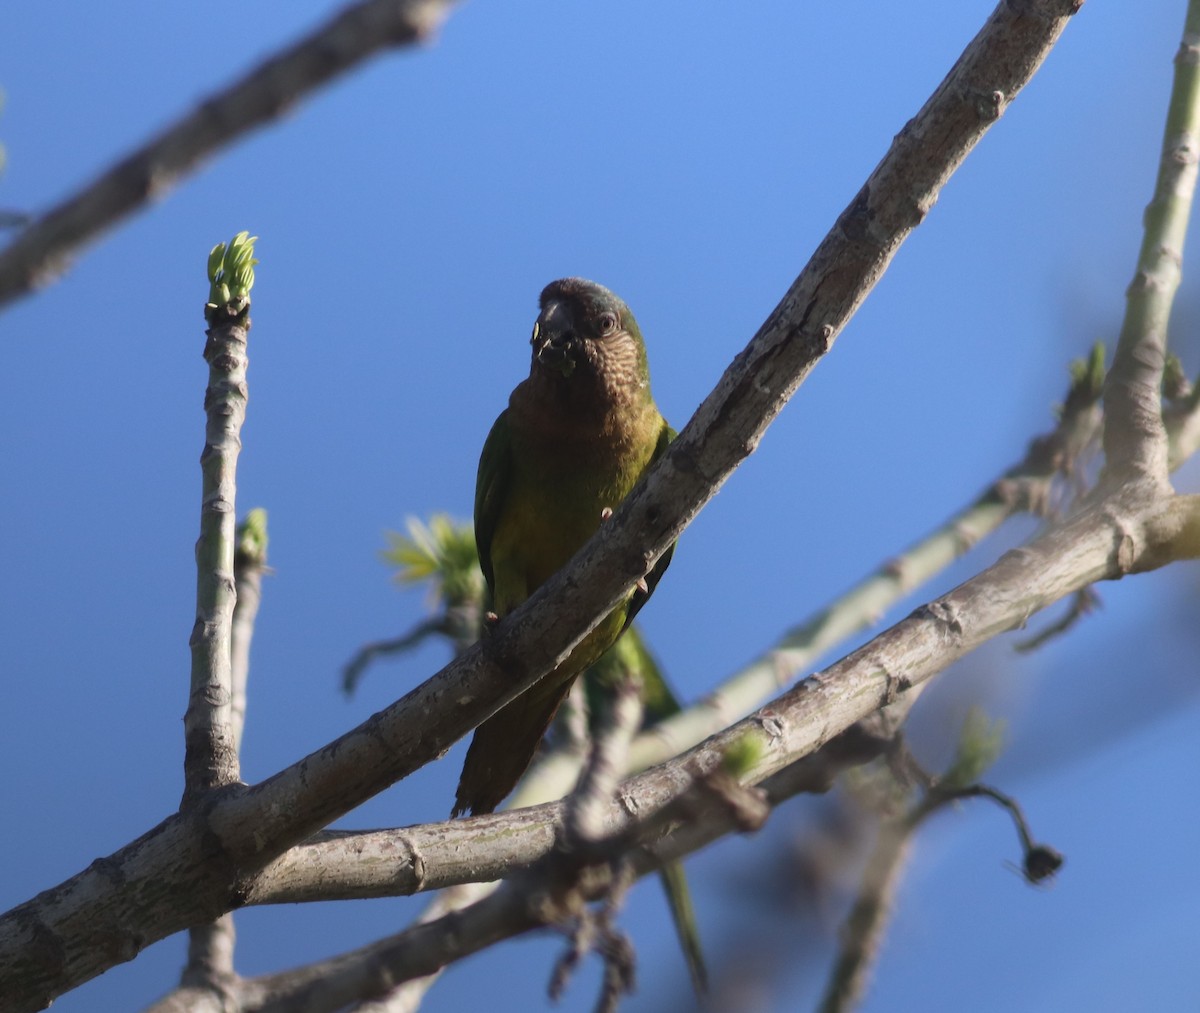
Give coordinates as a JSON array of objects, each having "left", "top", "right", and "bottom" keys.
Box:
[
  {"left": 233, "top": 487, "right": 1180, "bottom": 1007},
  {"left": 248, "top": 365, "right": 1103, "bottom": 908},
  {"left": 565, "top": 677, "right": 643, "bottom": 848},
  {"left": 204, "top": 0, "right": 1087, "bottom": 858},
  {"left": 0, "top": 0, "right": 455, "bottom": 311},
  {"left": 217, "top": 779, "right": 773, "bottom": 1013},
  {"left": 624, "top": 362, "right": 1101, "bottom": 775},
  {"left": 0, "top": 3, "right": 1084, "bottom": 1007},
  {"left": 174, "top": 512, "right": 269, "bottom": 1005},
  {"left": 249, "top": 487, "right": 1185, "bottom": 911},
  {"left": 39, "top": 481, "right": 1187, "bottom": 1013}
]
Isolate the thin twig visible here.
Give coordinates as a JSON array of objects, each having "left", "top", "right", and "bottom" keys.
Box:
[
  {"left": 177, "top": 919, "right": 239, "bottom": 1003},
  {"left": 0, "top": 5, "right": 1091, "bottom": 1006},
  {"left": 922, "top": 784, "right": 1064, "bottom": 885},
  {"left": 1013, "top": 586, "right": 1100, "bottom": 652},
  {"left": 176, "top": 512, "right": 269, "bottom": 1001},
  {"left": 181, "top": 302, "right": 249, "bottom": 804},
  {"left": 230, "top": 509, "right": 269, "bottom": 753},
  {"left": 0, "top": 0, "right": 456, "bottom": 311},
  {"left": 556, "top": 680, "right": 592, "bottom": 760},
  {"left": 819, "top": 762, "right": 1063, "bottom": 1013},
  {"left": 341, "top": 618, "right": 450, "bottom": 696},
  {"left": 625, "top": 348, "right": 1103, "bottom": 776},
  {"left": 565, "top": 676, "right": 644, "bottom": 849},
  {"left": 816, "top": 814, "right": 915, "bottom": 1013},
  {"left": 1102, "top": 0, "right": 1200, "bottom": 488},
  {"left": 0, "top": 210, "right": 31, "bottom": 229},
  {"left": 545, "top": 859, "right": 638, "bottom": 1013},
  {"left": 553, "top": 674, "right": 645, "bottom": 1011}
]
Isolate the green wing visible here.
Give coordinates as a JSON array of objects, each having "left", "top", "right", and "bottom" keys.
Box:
[
  {"left": 586, "top": 625, "right": 678, "bottom": 723},
  {"left": 473, "top": 410, "right": 513, "bottom": 601},
  {"left": 622, "top": 421, "right": 677, "bottom": 632}
]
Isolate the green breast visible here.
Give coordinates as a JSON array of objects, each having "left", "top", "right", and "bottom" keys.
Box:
[{"left": 488, "top": 420, "right": 659, "bottom": 616}]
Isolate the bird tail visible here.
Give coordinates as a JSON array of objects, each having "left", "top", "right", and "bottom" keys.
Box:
[
  {"left": 658, "top": 861, "right": 708, "bottom": 997},
  {"left": 452, "top": 674, "right": 574, "bottom": 817}
]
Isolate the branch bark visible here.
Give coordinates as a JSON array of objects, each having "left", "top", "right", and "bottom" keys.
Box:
[
  {"left": 243, "top": 491, "right": 1198, "bottom": 910},
  {"left": 230, "top": 510, "right": 269, "bottom": 756},
  {"left": 182, "top": 305, "right": 249, "bottom": 803},
  {"left": 1102, "top": 0, "right": 1200, "bottom": 487},
  {"left": 233, "top": 487, "right": 1200, "bottom": 1010},
  {"left": 0, "top": 2, "right": 1086, "bottom": 1008},
  {"left": 174, "top": 512, "right": 269, "bottom": 1005},
  {"left": 0, "top": 0, "right": 455, "bottom": 311},
  {"left": 240, "top": 362, "right": 1106, "bottom": 907}
]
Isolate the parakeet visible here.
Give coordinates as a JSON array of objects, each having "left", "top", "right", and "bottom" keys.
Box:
[{"left": 453, "top": 277, "right": 674, "bottom": 819}]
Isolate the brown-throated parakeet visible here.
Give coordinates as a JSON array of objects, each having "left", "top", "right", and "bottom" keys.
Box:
[{"left": 453, "top": 277, "right": 675, "bottom": 818}]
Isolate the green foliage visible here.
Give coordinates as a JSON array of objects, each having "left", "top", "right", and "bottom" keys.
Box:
[
  {"left": 382, "top": 514, "right": 484, "bottom": 611},
  {"left": 941, "top": 706, "right": 1006, "bottom": 790},
  {"left": 721, "top": 729, "right": 766, "bottom": 778},
  {"left": 1058, "top": 341, "right": 1106, "bottom": 418},
  {"left": 235, "top": 508, "right": 269, "bottom": 566},
  {"left": 377, "top": 509, "right": 704, "bottom": 988},
  {"left": 206, "top": 230, "right": 259, "bottom": 309}
]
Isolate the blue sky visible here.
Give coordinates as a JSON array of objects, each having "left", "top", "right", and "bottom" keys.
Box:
[{"left": 2, "top": 2, "right": 1198, "bottom": 1010}]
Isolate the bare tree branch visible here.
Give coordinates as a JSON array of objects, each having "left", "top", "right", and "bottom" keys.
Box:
[
  {"left": 623, "top": 347, "right": 1104, "bottom": 778},
  {"left": 1102, "top": 0, "right": 1200, "bottom": 488},
  {"left": 231, "top": 770, "right": 773, "bottom": 1012},
  {"left": 342, "top": 619, "right": 452, "bottom": 697},
  {"left": 0, "top": 0, "right": 456, "bottom": 312},
  {"left": 144, "top": 438, "right": 1195, "bottom": 1011},
  {"left": 0, "top": 3, "right": 1088, "bottom": 1007},
  {"left": 170, "top": 511, "right": 269, "bottom": 1007},
  {"left": 817, "top": 756, "right": 1064, "bottom": 1013},
  {"left": 176, "top": 921, "right": 239, "bottom": 1009},
  {"left": 182, "top": 299, "right": 250, "bottom": 804},
  {"left": 144, "top": 985, "right": 229, "bottom": 1013},
  {"left": 230, "top": 509, "right": 269, "bottom": 755},
  {"left": 565, "top": 676, "right": 644, "bottom": 849},
  {"left": 243, "top": 489, "right": 1199, "bottom": 910},
  {"left": 816, "top": 812, "right": 914, "bottom": 1013}
]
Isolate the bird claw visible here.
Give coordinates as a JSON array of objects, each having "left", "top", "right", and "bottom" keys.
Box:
[
  {"left": 600, "top": 507, "right": 613, "bottom": 522},
  {"left": 635, "top": 577, "right": 649, "bottom": 594}
]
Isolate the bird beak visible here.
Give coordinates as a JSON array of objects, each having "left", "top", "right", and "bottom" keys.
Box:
[{"left": 533, "top": 301, "right": 577, "bottom": 377}]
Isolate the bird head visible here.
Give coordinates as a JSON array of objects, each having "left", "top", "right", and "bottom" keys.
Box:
[{"left": 530, "top": 278, "right": 650, "bottom": 398}]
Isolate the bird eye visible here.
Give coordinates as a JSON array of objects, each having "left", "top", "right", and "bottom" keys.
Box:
[
  {"left": 598, "top": 312, "right": 618, "bottom": 335},
  {"left": 530, "top": 321, "right": 540, "bottom": 344}
]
